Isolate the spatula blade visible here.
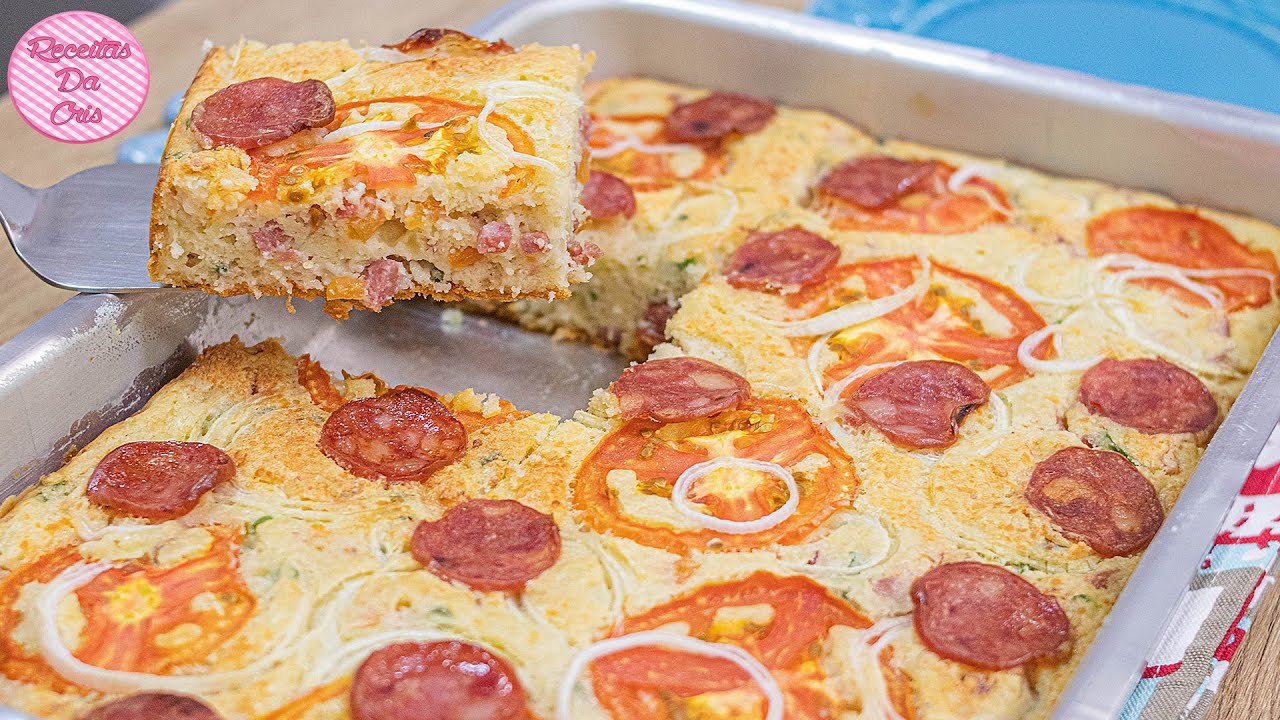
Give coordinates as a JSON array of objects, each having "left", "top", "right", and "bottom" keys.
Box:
[{"left": 15, "top": 163, "right": 160, "bottom": 293}]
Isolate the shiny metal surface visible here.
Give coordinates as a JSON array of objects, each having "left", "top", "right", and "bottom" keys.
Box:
[
  {"left": 0, "top": 164, "right": 160, "bottom": 293},
  {"left": 1, "top": 1, "right": 1279, "bottom": 718}
]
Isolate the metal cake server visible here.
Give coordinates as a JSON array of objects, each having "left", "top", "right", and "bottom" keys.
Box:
[{"left": 0, "top": 164, "right": 161, "bottom": 293}]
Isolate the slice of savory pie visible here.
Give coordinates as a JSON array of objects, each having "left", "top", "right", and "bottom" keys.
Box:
[{"left": 150, "top": 29, "right": 593, "bottom": 317}]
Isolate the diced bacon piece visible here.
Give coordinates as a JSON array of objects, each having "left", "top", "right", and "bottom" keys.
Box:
[
  {"left": 519, "top": 231, "right": 550, "bottom": 254},
  {"left": 362, "top": 258, "right": 403, "bottom": 309},
  {"left": 477, "top": 221, "right": 513, "bottom": 254},
  {"left": 251, "top": 221, "right": 297, "bottom": 259},
  {"left": 568, "top": 239, "right": 603, "bottom": 266}
]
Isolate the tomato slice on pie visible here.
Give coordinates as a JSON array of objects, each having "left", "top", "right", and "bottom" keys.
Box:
[
  {"left": 0, "top": 529, "right": 254, "bottom": 689},
  {"left": 788, "top": 256, "right": 1049, "bottom": 390},
  {"left": 573, "top": 398, "right": 856, "bottom": 554},
  {"left": 249, "top": 95, "right": 538, "bottom": 199},
  {"left": 589, "top": 572, "right": 908, "bottom": 720},
  {"left": 816, "top": 160, "right": 1009, "bottom": 235},
  {"left": 1086, "top": 206, "right": 1278, "bottom": 311},
  {"left": 588, "top": 113, "right": 727, "bottom": 192}
]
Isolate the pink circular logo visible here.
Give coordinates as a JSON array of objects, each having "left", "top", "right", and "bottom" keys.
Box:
[{"left": 8, "top": 12, "right": 150, "bottom": 144}]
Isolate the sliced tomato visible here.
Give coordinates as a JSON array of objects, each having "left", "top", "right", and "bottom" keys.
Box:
[
  {"left": 817, "top": 161, "right": 1009, "bottom": 234},
  {"left": 248, "top": 95, "right": 537, "bottom": 202},
  {"left": 0, "top": 547, "right": 82, "bottom": 690},
  {"left": 589, "top": 572, "right": 876, "bottom": 720},
  {"left": 75, "top": 532, "right": 255, "bottom": 673},
  {"left": 573, "top": 398, "right": 855, "bottom": 554},
  {"left": 588, "top": 114, "right": 727, "bottom": 192},
  {"left": 790, "top": 257, "right": 1049, "bottom": 390},
  {"left": 0, "top": 529, "right": 253, "bottom": 690},
  {"left": 1086, "top": 206, "right": 1278, "bottom": 311}
]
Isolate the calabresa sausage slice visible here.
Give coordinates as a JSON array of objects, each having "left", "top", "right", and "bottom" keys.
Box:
[
  {"left": 350, "top": 641, "right": 530, "bottom": 720},
  {"left": 815, "top": 156, "right": 1008, "bottom": 234},
  {"left": 319, "top": 387, "right": 468, "bottom": 483},
  {"left": 87, "top": 441, "right": 235, "bottom": 520},
  {"left": 911, "top": 562, "right": 1071, "bottom": 670},
  {"left": 582, "top": 170, "right": 637, "bottom": 220},
  {"left": 1079, "top": 358, "right": 1217, "bottom": 434},
  {"left": 723, "top": 227, "right": 840, "bottom": 293},
  {"left": 665, "top": 91, "right": 776, "bottom": 143},
  {"left": 843, "top": 360, "right": 989, "bottom": 449},
  {"left": 192, "top": 77, "right": 335, "bottom": 149},
  {"left": 411, "top": 499, "right": 561, "bottom": 592},
  {"left": 82, "top": 693, "right": 221, "bottom": 720},
  {"left": 1027, "top": 447, "right": 1164, "bottom": 557},
  {"left": 611, "top": 357, "right": 750, "bottom": 423},
  {"left": 635, "top": 301, "right": 678, "bottom": 355},
  {"left": 818, "top": 155, "right": 938, "bottom": 210}
]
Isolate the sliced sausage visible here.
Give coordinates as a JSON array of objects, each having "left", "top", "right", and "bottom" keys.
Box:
[
  {"left": 1026, "top": 446, "right": 1164, "bottom": 557},
  {"left": 192, "top": 77, "right": 334, "bottom": 149},
  {"left": 350, "top": 641, "right": 529, "bottom": 720},
  {"left": 843, "top": 360, "right": 989, "bottom": 449},
  {"left": 665, "top": 91, "right": 776, "bottom": 143},
  {"left": 412, "top": 499, "right": 561, "bottom": 592},
  {"left": 911, "top": 562, "right": 1072, "bottom": 670},
  {"left": 81, "top": 693, "right": 220, "bottom": 720},
  {"left": 319, "top": 387, "right": 468, "bottom": 483},
  {"left": 582, "top": 170, "right": 636, "bottom": 220},
  {"left": 86, "top": 442, "right": 235, "bottom": 520},
  {"left": 723, "top": 227, "right": 840, "bottom": 293},
  {"left": 1079, "top": 358, "right": 1217, "bottom": 434},
  {"left": 818, "top": 155, "right": 939, "bottom": 210},
  {"left": 611, "top": 357, "right": 750, "bottom": 423},
  {"left": 635, "top": 301, "right": 678, "bottom": 354}
]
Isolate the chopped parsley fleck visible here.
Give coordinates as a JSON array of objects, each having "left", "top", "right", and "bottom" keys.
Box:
[
  {"left": 1097, "top": 432, "right": 1139, "bottom": 467},
  {"left": 676, "top": 257, "right": 698, "bottom": 271},
  {"left": 246, "top": 515, "right": 272, "bottom": 536}
]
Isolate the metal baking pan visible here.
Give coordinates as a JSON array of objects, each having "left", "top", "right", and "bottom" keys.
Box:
[{"left": 4, "top": 0, "right": 1280, "bottom": 717}]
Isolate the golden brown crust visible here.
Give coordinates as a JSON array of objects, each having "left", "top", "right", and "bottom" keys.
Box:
[{"left": 385, "top": 28, "right": 514, "bottom": 56}]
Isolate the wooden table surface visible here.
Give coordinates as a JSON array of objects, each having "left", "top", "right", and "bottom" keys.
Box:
[{"left": 0, "top": 0, "right": 1276, "bottom": 717}]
